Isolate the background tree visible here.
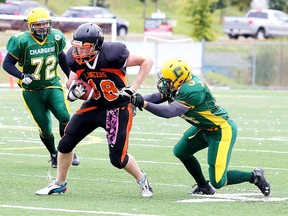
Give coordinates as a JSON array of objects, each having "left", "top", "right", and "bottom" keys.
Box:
[
  {"left": 89, "top": 0, "right": 109, "bottom": 7},
  {"left": 139, "top": 0, "right": 159, "bottom": 18},
  {"left": 269, "top": 0, "right": 288, "bottom": 12},
  {"left": 185, "top": 0, "right": 217, "bottom": 41},
  {"left": 229, "top": 0, "right": 250, "bottom": 12},
  {"left": 211, "top": 0, "right": 228, "bottom": 23}
]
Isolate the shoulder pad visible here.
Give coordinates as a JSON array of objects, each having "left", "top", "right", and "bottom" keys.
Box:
[{"left": 101, "top": 42, "right": 129, "bottom": 61}]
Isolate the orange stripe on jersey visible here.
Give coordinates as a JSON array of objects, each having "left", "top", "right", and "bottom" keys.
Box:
[
  {"left": 121, "top": 104, "right": 133, "bottom": 162},
  {"left": 100, "top": 68, "right": 128, "bottom": 86},
  {"left": 76, "top": 69, "right": 86, "bottom": 77},
  {"left": 76, "top": 106, "right": 97, "bottom": 114}
]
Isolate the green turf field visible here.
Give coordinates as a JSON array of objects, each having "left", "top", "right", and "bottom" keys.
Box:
[{"left": 0, "top": 87, "right": 287, "bottom": 216}]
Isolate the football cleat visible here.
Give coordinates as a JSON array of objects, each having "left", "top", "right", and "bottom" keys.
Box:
[
  {"left": 137, "top": 171, "right": 153, "bottom": 197},
  {"left": 72, "top": 154, "right": 80, "bottom": 166},
  {"left": 191, "top": 181, "right": 215, "bottom": 195},
  {"left": 252, "top": 168, "right": 270, "bottom": 196},
  {"left": 35, "top": 180, "right": 67, "bottom": 195},
  {"left": 49, "top": 154, "right": 57, "bottom": 168},
  {"left": 49, "top": 153, "right": 80, "bottom": 168}
]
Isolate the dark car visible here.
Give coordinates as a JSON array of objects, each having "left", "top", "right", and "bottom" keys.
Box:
[
  {"left": 58, "top": 6, "right": 129, "bottom": 36},
  {"left": 0, "top": 0, "right": 57, "bottom": 31}
]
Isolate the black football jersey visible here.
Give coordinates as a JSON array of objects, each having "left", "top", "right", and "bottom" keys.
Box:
[{"left": 66, "top": 42, "right": 131, "bottom": 109}]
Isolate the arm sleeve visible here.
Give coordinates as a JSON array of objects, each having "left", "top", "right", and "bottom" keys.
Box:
[
  {"left": 2, "top": 53, "right": 23, "bottom": 79},
  {"left": 143, "top": 92, "right": 169, "bottom": 104},
  {"left": 58, "top": 51, "right": 70, "bottom": 78},
  {"left": 145, "top": 101, "right": 190, "bottom": 118}
]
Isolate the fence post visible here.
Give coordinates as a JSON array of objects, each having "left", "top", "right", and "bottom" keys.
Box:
[{"left": 252, "top": 43, "right": 256, "bottom": 87}]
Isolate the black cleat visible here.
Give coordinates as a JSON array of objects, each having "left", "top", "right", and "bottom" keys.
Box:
[
  {"left": 49, "top": 154, "right": 57, "bottom": 168},
  {"left": 72, "top": 154, "right": 80, "bottom": 166},
  {"left": 191, "top": 181, "right": 215, "bottom": 195},
  {"left": 252, "top": 168, "right": 270, "bottom": 196}
]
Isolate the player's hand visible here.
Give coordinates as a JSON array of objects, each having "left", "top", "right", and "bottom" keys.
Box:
[
  {"left": 118, "top": 86, "right": 136, "bottom": 98},
  {"left": 22, "top": 74, "right": 34, "bottom": 85},
  {"left": 131, "top": 93, "right": 144, "bottom": 111},
  {"left": 67, "top": 83, "right": 87, "bottom": 102}
]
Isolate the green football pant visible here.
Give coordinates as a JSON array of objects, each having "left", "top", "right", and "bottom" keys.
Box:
[
  {"left": 22, "top": 88, "right": 70, "bottom": 137},
  {"left": 173, "top": 118, "right": 237, "bottom": 189}
]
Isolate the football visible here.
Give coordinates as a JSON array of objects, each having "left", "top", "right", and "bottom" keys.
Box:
[{"left": 66, "top": 79, "right": 99, "bottom": 100}]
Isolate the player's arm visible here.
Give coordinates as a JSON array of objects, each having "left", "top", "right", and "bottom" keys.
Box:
[
  {"left": 144, "top": 101, "right": 189, "bottom": 118},
  {"left": 3, "top": 53, "right": 34, "bottom": 85},
  {"left": 58, "top": 51, "right": 70, "bottom": 78},
  {"left": 143, "top": 92, "right": 168, "bottom": 104},
  {"left": 2, "top": 53, "right": 23, "bottom": 79},
  {"left": 132, "top": 93, "right": 189, "bottom": 118},
  {"left": 124, "top": 54, "right": 153, "bottom": 92},
  {"left": 66, "top": 71, "right": 81, "bottom": 89}
]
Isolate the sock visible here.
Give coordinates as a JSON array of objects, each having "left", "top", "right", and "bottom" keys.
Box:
[
  {"left": 137, "top": 174, "right": 146, "bottom": 185},
  {"left": 40, "top": 134, "right": 57, "bottom": 155},
  {"left": 226, "top": 170, "right": 254, "bottom": 185},
  {"left": 181, "top": 156, "right": 207, "bottom": 186},
  {"left": 59, "top": 123, "right": 67, "bottom": 138},
  {"left": 54, "top": 180, "right": 66, "bottom": 186}
]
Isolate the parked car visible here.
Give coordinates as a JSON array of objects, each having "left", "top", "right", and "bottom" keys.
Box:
[
  {"left": 58, "top": 6, "right": 129, "bottom": 36},
  {"left": 222, "top": 9, "right": 288, "bottom": 40},
  {"left": 0, "top": 0, "right": 57, "bottom": 31}
]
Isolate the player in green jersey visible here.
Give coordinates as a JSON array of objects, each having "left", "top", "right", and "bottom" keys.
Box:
[
  {"left": 2, "top": 7, "right": 79, "bottom": 168},
  {"left": 131, "top": 57, "right": 270, "bottom": 196}
]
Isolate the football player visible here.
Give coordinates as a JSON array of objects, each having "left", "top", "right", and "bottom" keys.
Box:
[
  {"left": 2, "top": 7, "right": 79, "bottom": 168},
  {"left": 35, "top": 23, "right": 154, "bottom": 197},
  {"left": 131, "top": 58, "right": 270, "bottom": 196}
]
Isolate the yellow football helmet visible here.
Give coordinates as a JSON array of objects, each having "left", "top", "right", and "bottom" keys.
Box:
[
  {"left": 157, "top": 58, "right": 192, "bottom": 96},
  {"left": 26, "top": 7, "right": 52, "bottom": 40}
]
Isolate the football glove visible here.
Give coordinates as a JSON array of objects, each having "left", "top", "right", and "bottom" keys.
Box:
[
  {"left": 131, "top": 93, "right": 144, "bottom": 111},
  {"left": 118, "top": 86, "right": 136, "bottom": 98},
  {"left": 22, "top": 74, "right": 34, "bottom": 85},
  {"left": 67, "top": 83, "right": 87, "bottom": 102}
]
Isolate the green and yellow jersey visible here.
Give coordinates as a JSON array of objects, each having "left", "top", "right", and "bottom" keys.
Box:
[
  {"left": 174, "top": 75, "right": 229, "bottom": 129},
  {"left": 6, "top": 29, "right": 66, "bottom": 90}
]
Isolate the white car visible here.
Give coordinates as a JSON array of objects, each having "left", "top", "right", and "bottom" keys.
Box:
[{"left": 222, "top": 9, "right": 288, "bottom": 40}]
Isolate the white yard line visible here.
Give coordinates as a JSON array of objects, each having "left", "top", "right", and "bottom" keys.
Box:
[
  {"left": 0, "top": 205, "right": 161, "bottom": 216},
  {"left": 178, "top": 193, "right": 288, "bottom": 203}
]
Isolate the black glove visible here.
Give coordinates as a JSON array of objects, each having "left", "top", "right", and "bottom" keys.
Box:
[
  {"left": 22, "top": 74, "right": 34, "bottom": 85},
  {"left": 118, "top": 86, "right": 136, "bottom": 98},
  {"left": 131, "top": 93, "right": 144, "bottom": 111}
]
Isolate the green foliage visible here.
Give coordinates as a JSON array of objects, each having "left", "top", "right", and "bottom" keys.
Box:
[
  {"left": 185, "top": 0, "right": 217, "bottom": 41},
  {"left": 254, "top": 45, "right": 288, "bottom": 86},
  {"left": 204, "top": 71, "right": 242, "bottom": 87},
  {"left": 89, "top": 0, "right": 109, "bottom": 8},
  {"left": 230, "top": 0, "right": 250, "bottom": 12},
  {"left": 269, "top": 0, "right": 288, "bottom": 12}
]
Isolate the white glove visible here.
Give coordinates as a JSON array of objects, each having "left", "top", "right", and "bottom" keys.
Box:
[
  {"left": 67, "top": 83, "right": 86, "bottom": 102},
  {"left": 22, "top": 74, "right": 34, "bottom": 85},
  {"left": 118, "top": 86, "right": 136, "bottom": 98}
]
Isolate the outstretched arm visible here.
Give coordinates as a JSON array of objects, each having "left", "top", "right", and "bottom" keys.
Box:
[{"left": 144, "top": 101, "right": 189, "bottom": 118}]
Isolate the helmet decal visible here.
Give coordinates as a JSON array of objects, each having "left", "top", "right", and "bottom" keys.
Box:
[{"left": 157, "top": 58, "right": 192, "bottom": 96}]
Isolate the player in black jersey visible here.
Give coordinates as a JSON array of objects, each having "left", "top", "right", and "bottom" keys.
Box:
[{"left": 36, "top": 23, "right": 154, "bottom": 197}]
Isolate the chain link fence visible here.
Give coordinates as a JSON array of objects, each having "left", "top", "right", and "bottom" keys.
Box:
[
  {"left": 202, "top": 41, "right": 288, "bottom": 88},
  {"left": 1, "top": 31, "right": 288, "bottom": 89}
]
